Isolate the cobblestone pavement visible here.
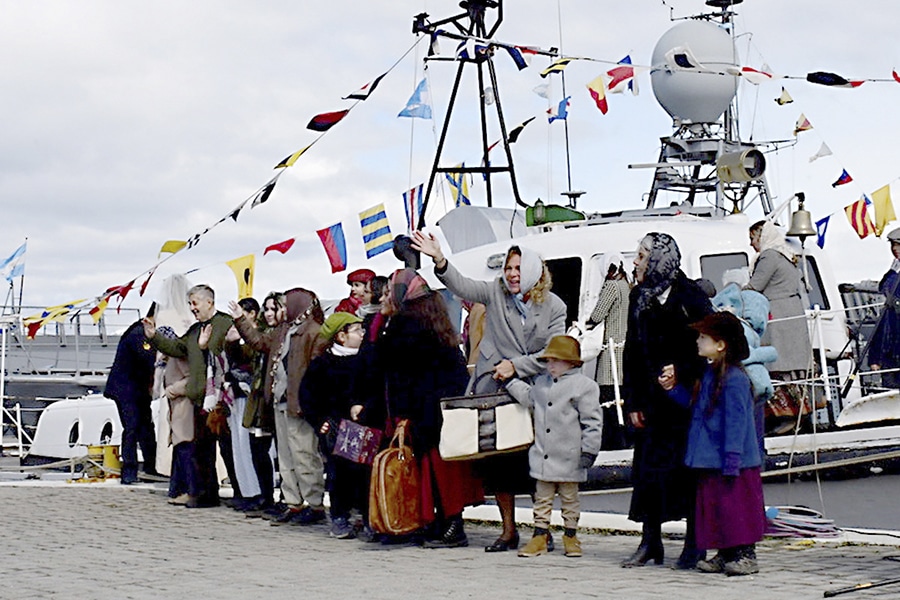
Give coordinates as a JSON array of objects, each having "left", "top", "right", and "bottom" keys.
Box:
[{"left": 1, "top": 484, "right": 899, "bottom": 600}]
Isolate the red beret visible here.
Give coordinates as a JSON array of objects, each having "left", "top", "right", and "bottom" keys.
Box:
[{"left": 347, "top": 269, "right": 376, "bottom": 284}]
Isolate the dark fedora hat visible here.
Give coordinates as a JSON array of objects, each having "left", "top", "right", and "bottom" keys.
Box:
[{"left": 690, "top": 311, "right": 750, "bottom": 363}]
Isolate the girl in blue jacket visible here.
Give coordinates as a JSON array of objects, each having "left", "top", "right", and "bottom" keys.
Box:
[{"left": 658, "top": 311, "right": 766, "bottom": 576}]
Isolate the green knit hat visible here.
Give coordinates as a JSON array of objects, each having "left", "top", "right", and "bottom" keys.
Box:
[{"left": 320, "top": 312, "right": 363, "bottom": 342}]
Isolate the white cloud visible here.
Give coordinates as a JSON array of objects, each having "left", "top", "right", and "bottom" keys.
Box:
[{"left": 1, "top": 0, "right": 898, "bottom": 311}]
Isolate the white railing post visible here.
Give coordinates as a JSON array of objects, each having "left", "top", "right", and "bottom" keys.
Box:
[
  {"left": 813, "top": 304, "right": 833, "bottom": 426},
  {"left": 609, "top": 338, "right": 624, "bottom": 426}
]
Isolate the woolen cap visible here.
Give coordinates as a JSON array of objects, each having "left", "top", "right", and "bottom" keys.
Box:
[
  {"left": 538, "top": 335, "right": 583, "bottom": 366},
  {"left": 320, "top": 312, "right": 362, "bottom": 342},
  {"left": 690, "top": 311, "right": 750, "bottom": 363},
  {"left": 347, "top": 269, "right": 376, "bottom": 284}
]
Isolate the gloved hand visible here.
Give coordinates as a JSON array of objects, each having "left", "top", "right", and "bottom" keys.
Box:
[
  {"left": 202, "top": 393, "right": 218, "bottom": 412},
  {"left": 723, "top": 451, "right": 742, "bottom": 478},
  {"left": 579, "top": 453, "right": 597, "bottom": 469}
]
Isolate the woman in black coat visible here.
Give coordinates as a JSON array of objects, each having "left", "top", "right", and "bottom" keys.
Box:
[
  {"left": 622, "top": 233, "right": 713, "bottom": 568},
  {"left": 360, "top": 268, "right": 484, "bottom": 548}
]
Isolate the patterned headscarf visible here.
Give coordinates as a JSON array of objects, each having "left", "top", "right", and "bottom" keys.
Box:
[
  {"left": 390, "top": 268, "right": 432, "bottom": 308},
  {"left": 634, "top": 232, "right": 682, "bottom": 311}
]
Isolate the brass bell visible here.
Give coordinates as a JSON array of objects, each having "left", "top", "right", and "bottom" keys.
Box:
[{"left": 787, "top": 192, "right": 816, "bottom": 241}]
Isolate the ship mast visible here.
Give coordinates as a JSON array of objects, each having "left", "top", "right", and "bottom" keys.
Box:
[
  {"left": 412, "top": 0, "right": 544, "bottom": 229},
  {"left": 641, "top": 0, "right": 774, "bottom": 215}
]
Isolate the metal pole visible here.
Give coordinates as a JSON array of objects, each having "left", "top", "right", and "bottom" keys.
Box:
[
  {"left": 608, "top": 338, "right": 624, "bottom": 426},
  {"left": 0, "top": 322, "right": 5, "bottom": 452}
]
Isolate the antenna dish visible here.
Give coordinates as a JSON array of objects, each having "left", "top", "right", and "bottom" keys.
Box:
[{"left": 650, "top": 20, "right": 738, "bottom": 124}]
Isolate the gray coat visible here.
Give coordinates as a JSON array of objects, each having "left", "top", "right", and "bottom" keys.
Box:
[
  {"left": 507, "top": 369, "right": 602, "bottom": 482},
  {"left": 747, "top": 249, "right": 812, "bottom": 373},
  {"left": 437, "top": 261, "right": 567, "bottom": 393}
]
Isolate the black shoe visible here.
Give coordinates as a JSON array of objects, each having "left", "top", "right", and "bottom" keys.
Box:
[
  {"left": 673, "top": 548, "right": 706, "bottom": 570},
  {"left": 485, "top": 532, "right": 520, "bottom": 552},
  {"left": 290, "top": 506, "right": 326, "bottom": 525},
  {"left": 423, "top": 517, "right": 468, "bottom": 549},
  {"left": 185, "top": 497, "right": 220, "bottom": 509},
  {"left": 621, "top": 543, "right": 664, "bottom": 567}
]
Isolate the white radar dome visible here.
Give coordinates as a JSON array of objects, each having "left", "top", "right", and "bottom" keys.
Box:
[{"left": 651, "top": 20, "right": 738, "bottom": 123}]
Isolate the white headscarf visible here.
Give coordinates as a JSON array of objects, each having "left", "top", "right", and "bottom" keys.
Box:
[
  {"left": 503, "top": 246, "right": 543, "bottom": 295},
  {"left": 755, "top": 221, "right": 795, "bottom": 265},
  {"left": 154, "top": 274, "right": 195, "bottom": 336}
]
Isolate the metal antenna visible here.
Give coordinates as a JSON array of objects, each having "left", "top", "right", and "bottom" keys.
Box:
[{"left": 412, "top": 0, "right": 530, "bottom": 230}]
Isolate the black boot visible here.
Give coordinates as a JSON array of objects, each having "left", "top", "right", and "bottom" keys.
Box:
[
  {"left": 673, "top": 517, "right": 706, "bottom": 570},
  {"left": 622, "top": 522, "right": 664, "bottom": 567},
  {"left": 423, "top": 515, "right": 468, "bottom": 549}
]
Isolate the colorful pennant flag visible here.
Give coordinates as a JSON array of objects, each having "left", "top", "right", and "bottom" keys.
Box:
[
  {"left": 0, "top": 242, "right": 26, "bottom": 283},
  {"left": 264, "top": 238, "right": 296, "bottom": 255},
  {"left": 815, "top": 216, "right": 830, "bottom": 249},
  {"left": 226, "top": 254, "right": 255, "bottom": 299},
  {"left": 316, "top": 224, "right": 347, "bottom": 273},
  {"left": 540, "top": 58, "right": 572, "bottom": 78},
  {"left": 665, "top": 46, "right": 704, "bottom": 70},
  {"left": 359, "top": 204, "right": 393, "bottom": 259},
  {"left": 343, "top": 73, "right": 386, "bottom": 100},
  {"left": 586, "top": 76, "right": 608, "bottom": 114},
  {"left": 844, "top": 198, "right": 876, "bottom": 239},
  {"left": 274, "top": 144, "right": 313, "bottom": 169},
  {"left": 507, "top": 117, "right": 536, "bottom": 144},
  {"left": 809, "top": 142, "right": 833, "bottom": 163},
  {"left": 89, "top": 297, "right": 109, "bottom": 324},
  {"left": 607, "top": 55, "right": 637, "bottom": 94},
  {"left": 548, "top": 96, "right": 571, "bottom": 123},
  {"left": 832, "top": 169, "right": 853, "bottom": 188},
  {"left": 871, "top": 185, "right": 897, "bottom": 236},
  {"left": 893, "top": 70, "right": 900, "bottom": 84},
  {"left": 775, "top": 87, "right": 794, "bottom": 105},
  {"left": 793, "top": 114, "right": 813, "bottom": 136},
  {"left": 445, "top": 165, "right": 471, "bottom": 207},
  {"left": 806, "top": 71, "right": 865, "bottom": 88},
  {"left": 736, "top": 66, "right": 774, "bottom": 85},
  {"left": 158, "top": 240, "right": 187, "bottom": 258},
  {"left": 504, "top": 45, "right": 539, "bottom": 70},
  {"left": 403, "top": 184, "right": 424, "bottom": 232},
  {"left": 398, "top": 78, "right": 433, "bottom": 119},
  {"left": 455, "top": 40, "right": 489, "bottom": 61},
  {"left": 139, "top": 266, "right": 157, "bottom": 297},
  {"left": 250, "top": 176, "right": 279, "bottom": 208},
  {"left": 307, "top": 109, "right": 350, "bottom": 132}
]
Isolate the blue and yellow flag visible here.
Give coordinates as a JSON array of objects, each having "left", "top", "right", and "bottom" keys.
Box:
[{"left": 359, "top": 204, "right": 393, "bottom": 259}]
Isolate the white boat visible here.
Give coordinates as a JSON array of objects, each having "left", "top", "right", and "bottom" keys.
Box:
[{"left": 408, "top": 0, "right": 900, "bottom": 479}]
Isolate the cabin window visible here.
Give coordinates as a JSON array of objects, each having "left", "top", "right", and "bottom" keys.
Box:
[
  {"left": 802, "top": 256, "right": 830, "bottom": 310},
  {"left": 700, "top": 253, "right": 749, "bottom": 293},
  {"left": 545, "top": 257, "right": 582, "bottom": 327}
]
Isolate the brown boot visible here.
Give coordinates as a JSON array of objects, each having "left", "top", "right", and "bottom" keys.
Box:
[
  {"left": 518, "top": 532, "right": 550, "bottom": 557},
  {"left": 563, "top": 534, "right": 582, "bottom": 558}
]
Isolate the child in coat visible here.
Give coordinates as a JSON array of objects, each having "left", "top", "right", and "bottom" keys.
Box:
[
  {"left": 298, "top": 312, "right": 367, "bottom": 539},
  {"left": 658, "top": 311, "right": 766, "bottom": 576},
  {"left": 506, "top": 335, "right": 603, "bottom": 558}
]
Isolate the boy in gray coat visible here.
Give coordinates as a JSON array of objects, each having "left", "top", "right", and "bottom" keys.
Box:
[{"left": 506, "top": 335, "right": 603, "bottom": 558}]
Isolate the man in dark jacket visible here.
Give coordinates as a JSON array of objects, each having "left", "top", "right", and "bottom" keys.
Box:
[
  {"left": 869, "top": 228, "right": 900, "bottom": 390},
  {"left": 144, "top": 284, "right": 233, "bottom": 507},
  {"left": 105, "top": 317, "right": 157, "bottom": 484}
]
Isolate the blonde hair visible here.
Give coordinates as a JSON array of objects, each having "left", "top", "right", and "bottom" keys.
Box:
[{"left": 528, "top": 263, "right": 552, "bottom": 304}]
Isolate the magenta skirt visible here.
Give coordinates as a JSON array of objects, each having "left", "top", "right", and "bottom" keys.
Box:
[{"left": 695, "top": 467, "right": 766, "bottom": 550}]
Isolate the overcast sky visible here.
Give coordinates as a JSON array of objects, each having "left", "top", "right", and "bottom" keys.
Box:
[{"left": 3, "top": 0, "right": 900, "bottom": 315}]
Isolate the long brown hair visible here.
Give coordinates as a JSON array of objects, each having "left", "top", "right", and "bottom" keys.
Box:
[{"left": 400, "top": 292, "right": 460, "bottom": 348}]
